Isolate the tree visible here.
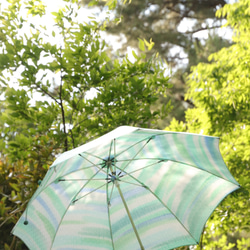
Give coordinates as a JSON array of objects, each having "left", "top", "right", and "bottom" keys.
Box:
[
  {"left": 166, "top": 0, "right": 250, "bottom": 248},
  {"left": 0, "top": 0, "right": 171, "bottom": 248},
  {"left": 81, "top": 0, "right": 232, "bottom": 125},
  {"left": 83, "top": 0, "right": 227, "bottom": 65}
]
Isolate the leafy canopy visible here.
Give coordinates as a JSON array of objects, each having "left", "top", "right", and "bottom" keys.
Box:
[
  {"left": 167, "top": 0, "right": 250, "bottom": 249},
  {"left": 0, "top": 0, "right": 171, "bottom": 248}
]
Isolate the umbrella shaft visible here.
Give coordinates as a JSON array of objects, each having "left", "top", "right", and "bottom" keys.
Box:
[{"left": 115, "top": 181, "right": 145, "bottom": 250}]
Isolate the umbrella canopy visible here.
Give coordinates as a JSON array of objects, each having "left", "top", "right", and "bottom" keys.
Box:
[{"left": 12, "top": 126, "right": 240, "bottom": 250}]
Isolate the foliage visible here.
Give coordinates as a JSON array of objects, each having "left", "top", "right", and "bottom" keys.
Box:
[
  {"left": 0, "top": 157, "right": 49, "bottom": 249},
  {"left": 81, "top": 0, "right": 232, "bottom": 126},
  {"left": 82, "top": 0, "right": 227, "bottom": 65},
  {"left": 167, "top": 0, "right": 250, "bottom": 249},
  {"left": 0, "top": 0, "right": 171, "bottom": 248}
]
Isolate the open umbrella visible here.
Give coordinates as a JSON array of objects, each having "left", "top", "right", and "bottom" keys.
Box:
[{"left": 12, "top": 126, "right": 240, "bottom": 250}]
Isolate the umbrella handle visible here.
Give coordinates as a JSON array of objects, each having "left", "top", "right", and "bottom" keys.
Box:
[{"left": 115, "top": 181, "right": 145, "bottom": 250}]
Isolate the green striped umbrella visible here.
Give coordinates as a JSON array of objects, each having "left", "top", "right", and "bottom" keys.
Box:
[{"left": 12, "top": 126, "right": 240, "bottom": 249}]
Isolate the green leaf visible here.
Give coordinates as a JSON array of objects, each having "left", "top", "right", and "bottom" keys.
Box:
[
  {"left": 8, "top": 142, "right": 20, "bottom": 148},
  {"left": 132, "top": 50, "right": 139, "bottom": 59},
  {"left": 9, "top": 183, "right": 21, "bottom": 192},
  {"left": 138, "top": 38, "right": 145, "bottom": 51}
]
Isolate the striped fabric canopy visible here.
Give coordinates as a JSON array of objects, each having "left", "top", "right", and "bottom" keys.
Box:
[{"left": 12, "top": 126, "right": 240, "bottom": 249}]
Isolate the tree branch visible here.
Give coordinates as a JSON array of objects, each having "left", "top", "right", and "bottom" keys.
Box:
[
  {"left": 69, "top": 129, "right": 76, "bottom": 148},
  {"left": 59, "top": 80, "right": 68, "bottom": 151},
  {"left": 185, "top": 25, "right": 223, "bottom": 34},
  {"left": 59, "top": 48, "right": 68, "bottom": 152},
  {"left": 32, "top": 81, "right": 60, "bottom": 105}
]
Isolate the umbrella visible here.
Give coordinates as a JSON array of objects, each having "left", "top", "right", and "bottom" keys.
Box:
[{"left": 12, "top": 126, "right": 240, "bottom": 250}]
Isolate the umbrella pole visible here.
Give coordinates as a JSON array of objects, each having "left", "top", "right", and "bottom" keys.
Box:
[{"left": 115, "top": 181, "right": 145, "bottom": 250}]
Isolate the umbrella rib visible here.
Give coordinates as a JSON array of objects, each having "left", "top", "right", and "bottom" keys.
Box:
[
  {"left": 80, "top": 151, "right": 104, "bottom": 161},
  {"left": 114, "top": 133, "right": 172, "bottom": 160},
  {"left": 162, "top": 158, "right": 240, "bottom": 186},
  {"left": 113, "top": 165, "right": 199, "bottom": 246},
  {"left": 115, "top": 133, "right": 238, "bottom": 186},
  {"left": 115, "top": 135, "right": 155, "bottom": 158},
  {"left": 55, "top": 164, "right": 105, "bottom": 182},
  {"left": 108, "top": 139, "right": 113, "bottom": 157},
  {"left": 118, "top": 179, "right": 146, "bottom": 187},
  {"left": 148, "top": 191, "right": 199, "bottom": 245},
  {"left": 120, "top": 159, "right": 167, "bottom": 176},
  {"left": 119, "top": 157, "right": 239, "bottom": 186},
  {"left": 78, "top": 153, "right": 107, "bottom": 175},
  {"left": 113, "top": 138, "right": 117, "bottom": 173},
  {"left": 108, "top": 182, "right": 115, "bottom": 204},
  {"left": 114, "top": 138, "right": 116, "bottom": 158},
  {"left": 119, "top": 137, "right": 153, "bottom": 173},
  {"left": 50, "top": 167, "right": 104, "bottom": 249},
  {"left": 59, "top": 178, "right": 106, "bottom": 181},
  {"left": 117, "top": 158, "right": 163, "bottom": 162},
  {"left": 73, "top": 182, "right": 107, "bottom": 203},
  {"left": 146, "top": 189, "right": 199, "bottom": 245},
  {"left": 108, "top": 139, "right": 116, "bottom": 174}
]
